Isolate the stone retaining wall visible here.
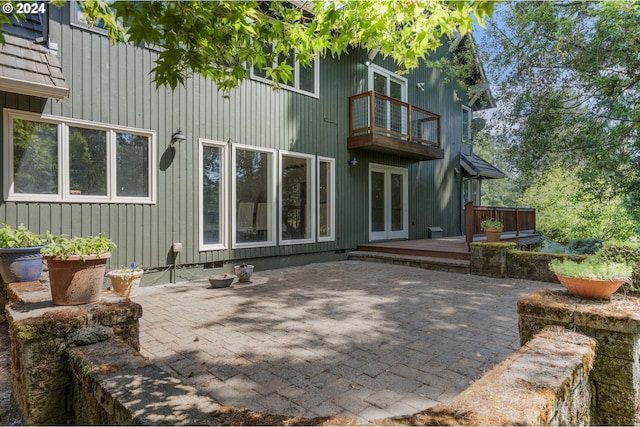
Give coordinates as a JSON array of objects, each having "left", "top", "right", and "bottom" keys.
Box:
[
  {"left": 6, "top": 281, "right": 142, "bottom": 425},
  {"left": 384, "top": 326, "right": 596, "bottom": 426},
  {"left": 470, "top": 242, "right": 586, "bottom": 282},
  {"left": 68, "top": 337, "right": 220, "bottom": 425},
  {"left": 519, "top": 290, "right": 640, "bottom": 425}
]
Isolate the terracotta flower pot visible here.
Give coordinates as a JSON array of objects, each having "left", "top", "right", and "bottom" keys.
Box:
[
  {"left": 107, "top": 269, "right": 144, "bottom": 298},
  {"left": 555, "top": 273, "right": 625, "bottom": 300},
  {"left": 484, "top": 227, "right": 503, "bottom": 242},
  {"left": 45, "top": 253, "right": 110, "bottom": 305}
]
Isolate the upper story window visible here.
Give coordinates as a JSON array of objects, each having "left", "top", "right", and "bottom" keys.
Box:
[
  {"left": 367, "top": 64, "right": 407, "bottom": 101},
  {"left": 70, "top": 1, "right": 108, "bottom": 34},
  {"left": 462, "top": 105, "right": 472, "bottom": 142},
  {"left": 250, "top": 47, "right": 319, "bottom": 98},
  {"left": 3, "top": 109, "right": 156, "bottom": 204}
]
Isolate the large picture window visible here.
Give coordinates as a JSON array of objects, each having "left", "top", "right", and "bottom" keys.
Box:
[
  {"left": 232, "top": 145, "right": 276, "bottom": 248},
  {"left": 3, "top": 109, "right": 156, "bottom": 203},
  {"left": 199, "top": 140, "right": 227, "bottom": 250},
  {"left": 280, "top": 152, "right": 315, "bottom": 244}
]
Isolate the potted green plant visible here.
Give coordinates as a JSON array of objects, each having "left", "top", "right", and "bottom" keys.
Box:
[
  {"left": 480, "top": 218, "right": 504, "bottom": 242},
  {"left": 41, "top": 233, "right": 114, "bottom": 306},
  {"left": 549, "top": 257, "right": 632, "bottom": 300},
  {"left": 106, "top": 262, "right": 144, "bottom": 298},
  {"left": 0, "top": 223, "right": 47, "bottom": 283}
]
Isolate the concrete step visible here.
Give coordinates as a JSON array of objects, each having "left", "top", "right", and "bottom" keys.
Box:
[{"left": 348, "top": 250, "right": 470, "bottom": 274}]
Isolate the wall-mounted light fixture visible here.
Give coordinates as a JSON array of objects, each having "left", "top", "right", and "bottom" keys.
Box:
[
  {"left": 364, "top": 47, "right": 379, "bottom": 67},
  {"left": 348, "top": 156, "right": 358, "bottom": 166},
  {"left": 416, "top": 82, "right": 425, "bottom": 92},
  {"left": 171, "top": 129, "right": 186, "bottom": 146}
]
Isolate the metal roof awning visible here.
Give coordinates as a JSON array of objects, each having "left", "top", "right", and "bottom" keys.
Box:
[
  {"left": 0, "top": 33, "right": 68, "bottom": 100},
  {"left": 460, "top": 152, "right": 506, "bottom": 179}
]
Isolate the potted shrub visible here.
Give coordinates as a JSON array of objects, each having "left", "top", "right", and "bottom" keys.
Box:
[
  {"left": 0, "top": 223, "right": 47, "bottom": 283},
  {"left": 549, "top": 257, "right": 632, "bottom": 300},
  {"left": 480, "top": 218, "right": 504, "bottom": 242},
  {"left": 106, "top": 262, "right": 144, "bottom": 298},
  {"left": 41, "top": 233, "right": 114, "bottom": 306},
  {"left": 234, "top": 263, "right": 254, "bottom": 282}
]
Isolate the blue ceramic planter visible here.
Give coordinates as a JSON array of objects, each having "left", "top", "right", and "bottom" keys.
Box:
[{"left": 0, "top": 247, "right": 45, "bottom": 283}]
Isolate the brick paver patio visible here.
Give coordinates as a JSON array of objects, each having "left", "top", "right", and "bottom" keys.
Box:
[{"left": 136, "top": 260, "right": 558, "bottom": 421}]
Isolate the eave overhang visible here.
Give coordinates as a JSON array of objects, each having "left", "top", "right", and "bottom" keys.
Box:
[
  {"left": 0, "top": 33, "right": 69, "bottom": 100},
  {"left": 460, "top": 152, "right": 506, "bottom": 179}
]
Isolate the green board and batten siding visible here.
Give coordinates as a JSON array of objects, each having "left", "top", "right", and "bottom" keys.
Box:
[{"left": 0, "top": 5, "right": 471, "bottom": 284}]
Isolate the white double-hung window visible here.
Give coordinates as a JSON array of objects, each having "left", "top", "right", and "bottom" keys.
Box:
[{"left": 3, "top": 109, "right": 156, "bottom": 203}]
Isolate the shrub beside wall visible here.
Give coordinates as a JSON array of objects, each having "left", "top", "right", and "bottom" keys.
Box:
[
  {"left": 506, "top": 251, "right": 586, "bottom": 283},
  {"left": 596, "top": 241, "right": 640, "bottom": 289}
]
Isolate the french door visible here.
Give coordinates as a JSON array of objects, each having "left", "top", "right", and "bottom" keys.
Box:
[
  {"left": 368, "top": 64, "right": 407, "bottom": 135},
  {"left": 369, "top": 164, "right": 408, "bottom": 241}
]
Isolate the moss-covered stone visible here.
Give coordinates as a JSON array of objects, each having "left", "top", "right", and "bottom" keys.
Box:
[
  {"left": 470, "top": 243, "right": 515, "bottom": 278},
  {"left": 519, "top": 289, "right": 640, "bottom": 425},
  {"left": 6, "top": 279, "right": 143, "bottom": 425},
  {"left": 469, "top": 242, "right": 517, "bottom": 249},
  {"left": 507, "top": 251, "right": 587, "bottom": 283},
  {"left": 383, "top": 326, "right": 596, "bottom": 426},
  {"left": 595, "top": 330, "right": 639, "bottom": 360},
  {"left": 595, "top": 382, "right": 637, "bottom": 421}
]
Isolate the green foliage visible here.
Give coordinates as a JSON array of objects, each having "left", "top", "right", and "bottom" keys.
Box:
[
  {"left": 519, "top": 166, "right": 637, "bottom": 244},
  {"left": 77, "top": 0, "right": 497, "bottom": 92},
  {"left": 567, "top": 238, "right": 604, "bottom": 255},
  {"left": 480, "top": 218, "right": 503, "bottom": 230},
  {"left": 483, "top": 1, "right": 640, "bottom": 214},
  {"left": 0, "top": 224, "right": 45, "bottom": 248},
  {"left": 470, "top": 134, "right": 519, "bottom": 207},
  {"left": 13, "top": 119, "right": 58, "bottom": 194},
  {"left": 41, "top": 233, "right": 115, "bottom": 260},
  {"left": 594, "top": 241, "right": 640, "bottom": 290},
  {"left": 69, "top": 128, "right": 107, "bottom": 195},
  {"left": 549, "top": 258, "right": 632, "bottom": 282}
]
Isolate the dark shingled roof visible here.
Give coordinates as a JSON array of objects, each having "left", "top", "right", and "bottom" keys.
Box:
[
  {"left": 460, "top": 152, "right": 506, "bottom": 179},
  {"left": 0, "top": 33, "right": 68, "bottom": 99}
]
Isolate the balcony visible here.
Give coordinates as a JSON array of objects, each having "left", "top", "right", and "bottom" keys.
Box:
[{"left": 348, "top": 91, "right": 444, "bottom": 161}]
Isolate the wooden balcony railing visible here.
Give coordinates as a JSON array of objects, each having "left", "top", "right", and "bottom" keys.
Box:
[
  {"left": 347, "top": 91, "right": 444, "bottom": 161},
  {"left": 464, "top": 201, "right": 538, "bottom": 246}
]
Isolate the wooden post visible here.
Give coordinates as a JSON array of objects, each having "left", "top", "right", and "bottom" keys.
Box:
[
  {"left": 369, "top": 91, "right": 375, "bottom": 133},
  {"left": 465, "top": 201, "right": 474, "bottom": 247}
]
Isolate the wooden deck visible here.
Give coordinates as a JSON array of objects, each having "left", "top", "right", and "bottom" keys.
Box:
[{"left": 356, "top": 232, "right": 541, "bottom": 261}]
